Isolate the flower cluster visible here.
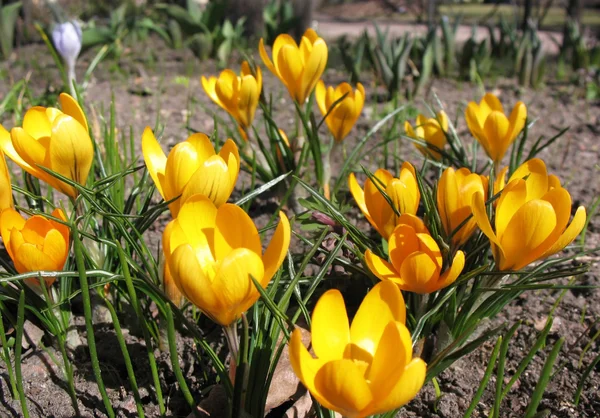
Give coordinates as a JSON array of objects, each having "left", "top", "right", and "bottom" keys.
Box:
[{"left": 0, "top": 25, "right": 590, "bottom": 418}]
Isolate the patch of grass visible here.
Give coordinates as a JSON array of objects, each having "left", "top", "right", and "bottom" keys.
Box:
[{"left": 438, "top": 4, "right": 600, "bottom": 29}]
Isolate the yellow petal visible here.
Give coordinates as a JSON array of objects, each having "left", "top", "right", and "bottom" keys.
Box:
[
  {"left": 312, "top": 289, "right": 350, "bottom": 361},
  {"left": 398, "top": 252, "right": 439, "bottom": 293},
  {"left": 0, "top": 208, "right": 25, "bottom": 259},
  {"left": 397, "top": 162, "right": 420, "bottom": 213},
  {"left": 0, "top": 150, "right": 13, "bottom": 211},
  {"left": 289, "top": 328, "right": 332, "bottom": 410},
  {"left": 238, "top": 74, "right": 259, "bottom": 129},
  {"left": 314, "top": 359, "right": 373, "bottom": 416},
  {"left": 262, "top": 211, "right": 291, "bottom": 283},
  {"left": 388, "top": 224, "right": 421, "bottom": 272},
  {"left": 8, "top": 228, "right": 26, "bottom": 272},
  {"left": 364, "top": 169, "right": 395, "bottom": 238},
  {"left": 350, "top": 281, "right": 406, "bottom": 356},
  {"left": 215, "top": 69, "right": 239, "bottom": 116},
  {"left": 396, "top": 213, "right": 429, "bottom": 233},
  {"left": 364, "top": 249, "right": 401, "bottom": 283},
  {"left": 141, "top": 127, "right": 167, "bottom": 198},
  {"left": 299, "top": 38, "right": 328, "bottom": 104},
  {"left": 437, "top": 167, "right": 458, "bottom": 237},
  {"left": 187, "top": 133, "right": 217, "bottom": 162},
  {"left": 303, "top": 28, "right": 319, "bottom": 43},
  {"left": 348, "top": 173, "right": 378, "bottom": 236},
  {"left": 201, "top": 76, "right": 225, "bottom": 109},
  {"left": 505, "top": 101, "right": 527, "bottom": 143},
  {"left": 169, "top": 244, "right": 221, "bottom": 321},
  {"left": 218, "top": 139, "right": 240, "bottom": 187},
  {"left": 436, "top": 250, "right": 465, "bottom": 292},
  {"left": 259, "top": 37, "right": 277, "bottom": 77},
  {"left": 164, "top": 141, "right": 203, "bottom": 202},
  {"left": 542, "top": 206, "right": 586, "bottom": 258},
  {"left": 59, "top": 93, "right": 89, "bottom": 131},
  {"left": 365, "top": 322, "right": 412, "bottom": 412},
  {"left": 15, "top": 243, "right": 59, "bottom": 272},
  {"left": 22, "top": 216, "right": 53, "bottom": 246},
  {"left": 180, "top": 155, "right": 233, "bottom": 209},
  {"left": 10, "top": 127, "right": 49, "bottom": 180},
  {"left": 315, "top": 80, "right": 327, "bottom": 117},
  {"left": 172, "top": 195, "right": 218, "bottom": 264},
  {"left": 471, "top": 191, "right": 500, "bottom": 248},
  {"left": 465, "top": 104, "right": 493, "bottom": 158},
  {"left": 211, "top": 248, "right": 265, "bottom": 325},
  {"left": 495, "top": 179, "right": 528, "bottom": 239},
  {"left": 22, "top": 107, "right": 52, "bottom": 140},
  {"left": 1, "top": 123, "right": 34, "bottom": 174},
  {"left": 483, "top": 111, "right": 510, "bottom": 163},
  {"left": 42, "top": 229, "right": 67, "bottom": 266},
  {"left": 481, "top": 92, "right": 504, "bottom": 113},
  {"left": 213, "top": 203, "right": 261, "bottom": 260},
  {"left": 369, "top": 358, "right": 426, "bottom": 415},
  {"left": 500, "top": 199, "right": 556, "bottom": 270},
  {"left": 277, "top": 44, "right": 303, "bottom": 102},
  {"left": 508, "top": 158, "right": 548, "bottom": 201},
  {"left": 540, "top": 187, "right": 572, "bottom": 243},
  {"left": 49, "top": 114, "right": 94, "bottom": 197}
]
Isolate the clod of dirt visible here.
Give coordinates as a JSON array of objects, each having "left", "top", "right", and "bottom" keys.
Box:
[
  {"left": 189, "top": 385, "right": 229, "bottom": 418},
  {"left": 22, "top": 320, "right": 44, "bottom": 350},
  {"left": 283, "top": 390, "right": 312, "bottom": 418}
]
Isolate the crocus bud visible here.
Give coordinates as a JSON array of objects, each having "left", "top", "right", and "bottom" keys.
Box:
[{"left": 52, "top": 21, "right": 82, "bottom": 95}]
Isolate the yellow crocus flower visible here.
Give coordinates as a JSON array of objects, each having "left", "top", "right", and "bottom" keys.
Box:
[
  {"left": 365, "top": 216, "right": 465, "bottom": 294},
  {"left": 437, "top": 167, "right": 488, "bottom": 246},
  {"left": 465, "top": 92, "right": 527, "bottom": 164},
  {"left": 471, "top": 158, "right": 586, "bottom": 271},
  {"left": 259, "top": 28, "right": 328, "bottom": 104},
  {"left": 289, "top": 280, "right": 426, "bottom": 417},
  {"left": 162, "top": 195, "right": 290, "bottom": 326},
  {"left": 0, "top": 93, "right": 93, "bottom": 198},
  {"left": 404, "top": 111, "right": 448, "bottom": 160},
  {"left": 0, "top": 208, "right": 70, "bottom": 288},
  {"left": 201, "top": 61, "right": 262, "bottom": 138},
  {"left": 315, "top": 80, "right": 365, "bottom": 142},
  {"left": 141, "top": 127, "right": 240, "bottom": 217},
  {"left": 348, "top": 162, "right": 420, "bottom": 239}
]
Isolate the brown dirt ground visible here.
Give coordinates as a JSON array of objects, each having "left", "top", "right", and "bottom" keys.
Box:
[{"left": 1, "top": 19, "right": 600, "bottom": 418}]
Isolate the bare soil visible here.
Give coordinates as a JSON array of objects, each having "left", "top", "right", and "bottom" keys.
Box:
[{"left": 1, "top": 16, "right": 600, "bottom": 418}]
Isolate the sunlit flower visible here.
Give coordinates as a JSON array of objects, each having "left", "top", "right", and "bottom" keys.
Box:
[
  {"left": 365, "top": 216, "right": 465, "bottom": 294},
  {"left": 0, "top": 94, "right": 93, "bottom": 198},
  {"left": 348, "top": 162, "right": 420, "bottom": 239},
  {"left": 162, "top": 195, "right": 290, "bottom": 326},
  {"left": 289, "top": 281, "right": 426, "bottom": 417},
  {"left": 201, "top": 61, "right": 262, "bottom": 138},
  {"left": 405, "top": 111, "right": 448, "bottom": 160},
  {"left": 259, "top": 28, "right": 328, "bottom": 104},
  {"left": 437, "top": 167, "right": 488, "bottom": 246},
  {"left": 0, "top": 208, "right": 70, "bottom": 287},
  {"left": 465, "top": 93, "right": 527, "bottom": 164},
  {"left": 471, "top": 158, "right": 586, "bottom": 271},
  {"left": 315, "top": 80, "right": 365, "bottom": 142},
  {"left": 142, "top": 127, "right": 240, "bottom": 217}
]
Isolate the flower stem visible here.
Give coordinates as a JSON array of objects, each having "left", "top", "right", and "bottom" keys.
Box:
[
  {"left": 322, "top": 139, "right": 340, "bottom": 200},
  {"left": 224, "top": 316, "right": 250, "bottom": 417}
]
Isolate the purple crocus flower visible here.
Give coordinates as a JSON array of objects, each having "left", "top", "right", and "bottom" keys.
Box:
[{"left": 52, "top": 21, "right": 82, "bottom": 95}]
